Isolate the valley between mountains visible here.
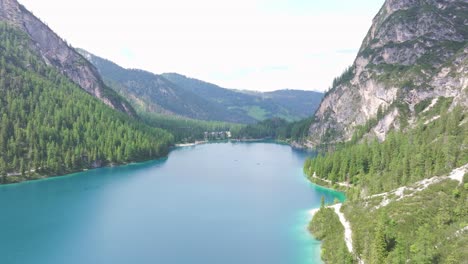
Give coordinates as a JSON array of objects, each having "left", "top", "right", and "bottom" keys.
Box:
[{"left": 0, "top": 0, "right": 467, "bottom": 263}]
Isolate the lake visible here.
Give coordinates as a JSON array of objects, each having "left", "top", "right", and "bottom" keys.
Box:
[{"left": 0, "top": 142, "right": 344, "bottom": 264}]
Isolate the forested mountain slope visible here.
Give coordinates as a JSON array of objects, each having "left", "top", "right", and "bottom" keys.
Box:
[
  {"left": 0, "top": 0, "right": 135, "bottom": 115},
  {"left": 78, "top": 50, "right": 247, "bottom": 122},
  {"left": 0, "top": 22, "right": 173, "bottom": 183},
  {"left": 303, "top": 0, "right": 468, "bottom": 262},
  {"left": 263, "top": 89, "right": 324, "bottom": 119},
  {"left": 308, "top": 0, "right": 467, "bottom": 145},
  {"left": 162, "top": 73, "right": 323, "bottom": 121},
  {"left": 79, "top": 50, "right": 323, "bottom": 123},
  {"left": 306, "top": 90, "right": 468, "bottom": 264}
]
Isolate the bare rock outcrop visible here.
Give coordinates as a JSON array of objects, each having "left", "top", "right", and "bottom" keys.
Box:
[
  {"left": 0, "top": 0, "right": 135, "bottom": 115},
  {"left": 309, "top": 0, "right": 467, "bottom": 145}
]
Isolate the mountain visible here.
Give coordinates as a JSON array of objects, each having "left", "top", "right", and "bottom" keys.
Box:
[
  {"left": 308, "top": 0, "right": 467, "bottom": 145},
  {"left": 0, "top": 1, "right": 173, "bottom": 183},
  {"left": 0, "top": 0, "right": 135, "bottom": 115},
  {"left": 263, "top": 89, "right": 324, "bottom": 119},
  {"left": 162, "top": 73, "right": 324, "bottom": 121},
  {"left": 78, "top": 50, "right": 255, "bottom": 123},
  {"left": 79, "top": 50, "right": 323, "bottom": 123},
  {"left": 302, "top": 0, "right": 468, "bottom": 263}
]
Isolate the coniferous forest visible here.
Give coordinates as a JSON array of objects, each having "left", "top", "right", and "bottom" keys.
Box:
[
  {"left": 304, "top": 106, "right": 468, "bottom": 263},
  {"left": 0, "top": 23, "right": 174, "bottom": 183},
  {"left": 232, "top": 117, "right": 314, "bottom": 141},
  {"left": 304, "top": 105, "right": 467, "bottom": 195},
  {"left": 1, "top": 0, "right": 467, "bottom": 263},
  {"left": 140, "top": 112, "right": 242, "bottom": 143}
]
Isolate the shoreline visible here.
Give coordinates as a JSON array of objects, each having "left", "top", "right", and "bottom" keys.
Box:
[
  {"left": 2, "top": 140, "right": 344, "bottom": 262},
  {"left": 311, "top": 172, "right": 351, "bottom": 188},
  {"left": 305, "top": 176, "right": 349, "bottom": 263},
  {"left": 306, "top": 181, "right": 346, "bottom": 223},
  {"left": 1, "top": 155, "right": 169, "bottom": 185},
  {"left": 2, "top": 140, "right": 313, "bottom": 185},
  {"left": 308, "top": 207, "right": 320, "bottom": 218},
  {"left": 233, "top": 138, "right": 317, "bottom": 152},
  {"left": 0, "top": 157, "right": 173, "bottom": 187},
  {"left": 174, "top": 138, "right": 312, "bottom": 149},
  {"left": 174, "top": 140, "right": 208, "bottom": 147}
]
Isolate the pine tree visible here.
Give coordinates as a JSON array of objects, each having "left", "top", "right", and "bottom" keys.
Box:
[
  {"left": 370, "top": 213, "right": 387, "bottom": 263},
  {"left": 0, "top": 158, "right": 6, "bottom": 183}
]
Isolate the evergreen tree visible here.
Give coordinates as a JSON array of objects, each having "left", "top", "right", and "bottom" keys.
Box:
[{"left": 0, "top": 22, "right": 174, "bottom": 183}]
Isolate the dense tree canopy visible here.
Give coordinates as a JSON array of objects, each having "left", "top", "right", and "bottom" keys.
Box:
[
  {"left": 309, "top": 207, "right": 354, "bottom": 263},
  {"left": 232, "top": 117, "right": 314, "bottom": 141},
  {"left": 305, "top": 101, "right": 467, "bottom": 263},
  {"left": 140, "top": 112, "right": 242, "bottom": 143},
  {"left": 0, "top": 23, "right": 173, "bottom": 183},
  {"left": 305, "top": 105, "right": 467, "bottom": 195}
]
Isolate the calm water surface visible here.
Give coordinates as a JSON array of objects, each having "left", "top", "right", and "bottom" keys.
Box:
[{"left": 0, "top": 142, "right": 344, "bottom": 264}]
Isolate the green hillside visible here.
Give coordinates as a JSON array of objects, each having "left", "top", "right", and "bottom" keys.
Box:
[
  {"left": 301, "top": 0, "right": 468, "bottom": 262},
  {"left": 163, "top": 73, "right": 323, "bottom": 121},
  {"left": 76, "top": 50, "right": 323, "bottom": 124},
  {"left": 0, "top": 23, "right": 173, "bottom": 183}
]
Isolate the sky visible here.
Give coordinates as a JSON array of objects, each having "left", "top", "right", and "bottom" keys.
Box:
[{"left": 20, "top": 0, "right": 385, "bottom": 92}]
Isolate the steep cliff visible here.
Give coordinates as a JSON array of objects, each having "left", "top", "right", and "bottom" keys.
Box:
[
  {"left": 0, "top": 0, "right": 135, "bottom": 115},
  {"left": 309, "top": 0, "right": 467, "bottom": 145}
]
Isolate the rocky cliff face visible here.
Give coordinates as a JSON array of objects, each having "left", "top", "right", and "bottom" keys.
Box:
[
  {"left": 309, "top": 0, "right": 467, "bottom": 145},
  {"left": 0, "top": 0, "right": 135, "bottom": 115}
]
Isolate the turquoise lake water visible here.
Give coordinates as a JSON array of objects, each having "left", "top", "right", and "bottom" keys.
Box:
[{"left": 0, "top": 142, "right": 344, "bottom": 264}]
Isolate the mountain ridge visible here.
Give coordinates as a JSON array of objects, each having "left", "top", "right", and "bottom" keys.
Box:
[
  {"left": 81, "top": 50, "right": 324, "bottom": 124},
  {"left": 308, "top": 0, "right": 467, "bottom": 145},
  {"left": 303, "top": 0, "right": 468, "bottom": 262},
  {"left": 79, "top": 50, "right": 254, "bottom": 123},
  {"left": 0, "top": 21, "right": 173, "bottom": 183},
  {"left": 0, "top": 0, "right": 135, "bottom": 115},
  {"left": 162, "top": 72, "right": 324, "bottom": 121}
]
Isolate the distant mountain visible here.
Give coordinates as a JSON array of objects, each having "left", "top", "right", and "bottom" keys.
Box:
[
  {"left": 162, "top": 73, "right": 324, "bottom": 121},
  {"left": 80, "top": 51, "right": 323, "bottom": 123},
  {"left": 79, "top": 50, "right": 254, "bottom": 123},
  {"left": 0, "top": 0, "right": 135, "bottom": 115},
  {"left": 263, "top": 89, "right": 324, "bottom": 120}
]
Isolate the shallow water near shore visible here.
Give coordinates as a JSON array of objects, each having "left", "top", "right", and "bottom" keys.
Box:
[{"left": 0, "top": 142, "right": 343, "bottom": 264}]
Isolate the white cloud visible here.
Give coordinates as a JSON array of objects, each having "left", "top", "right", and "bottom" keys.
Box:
[{"left": 19, "top": 0, "right": 384, "bottom": 91}]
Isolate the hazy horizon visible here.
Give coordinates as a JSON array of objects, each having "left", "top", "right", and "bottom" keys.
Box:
[{"left": 20, "top": 0, "right": 384, "bottom": 92}]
